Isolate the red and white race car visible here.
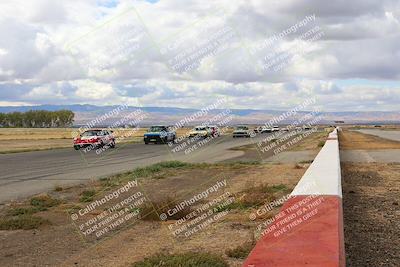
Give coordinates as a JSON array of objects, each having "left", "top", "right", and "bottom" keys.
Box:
[
  {"left": 209, "top": 125, "right": 221, "bottom": 137},
  {"left": 73, "top": 129, "right": 115, "bottom": 150}
]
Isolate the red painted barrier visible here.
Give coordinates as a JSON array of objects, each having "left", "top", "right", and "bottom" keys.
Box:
[
  {"left": 243, "top": 196, "right": 345, "bottom": 267},
  {"left": 243, "top": 129, "right": 345, "bottom": 267}
]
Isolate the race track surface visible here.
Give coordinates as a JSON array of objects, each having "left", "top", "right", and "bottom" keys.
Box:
[{"left": 0, "top": 134, "right": 274, "bottom": 203}]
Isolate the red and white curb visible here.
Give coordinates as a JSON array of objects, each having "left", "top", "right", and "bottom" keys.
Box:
[{"left": 243, "top": 128, "right": 345, "bottom": 267}]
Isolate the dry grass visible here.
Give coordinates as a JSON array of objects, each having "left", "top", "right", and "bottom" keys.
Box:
[
  {"left": 0, "top": 139, "right": 72, "bottom": 153},
  {"left": 0, "top": 194, "right": 60, "bottom": 230},
  {"left": 131, "top": 252, "right": 229, "bottom": 267},
  {"left": 339, "top": 130, "right": 400, "bottom": 150},
  {"left": 0, "top": 215, "right": 49, "bottom": 230},
  {"left": 223, "top": 183, "right": 290, "bottom": 211},
  {"left": 0, "top": 128, "right": 74, "bottom": 140},
  {"left": 290, "top": 130, "right": 329, "bottom": 151},
  {"left": 30, "top": 194, "right": 62, "bottom": 210},
  {"left": 139, "top": 197, "right": 194, "bottom": 221},
  {"left": 79, "top": 190, "right": 97, "bottom": 203},
  {"left": 225, "top": 240, "right": 255, "bottom": 259}
]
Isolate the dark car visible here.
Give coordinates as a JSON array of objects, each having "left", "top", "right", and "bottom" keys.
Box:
[{"left": 144, "top": 125, "right": 176, "bottom": 144}]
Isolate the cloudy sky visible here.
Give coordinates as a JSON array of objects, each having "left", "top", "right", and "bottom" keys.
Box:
[{"left": 0, "top": 0, "right": 399, "bottom": 111}]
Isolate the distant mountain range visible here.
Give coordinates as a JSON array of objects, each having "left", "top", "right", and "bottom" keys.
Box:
[{"left": 0, "top": 104, "right": 399, "bottom": 126}]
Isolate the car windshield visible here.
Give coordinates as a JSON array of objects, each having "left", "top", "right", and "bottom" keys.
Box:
[
  {"left": 149, "top": 126, "right": 166, "bottom": 132},
  {"left": 195, "top": 127, "right": 207, "bottom": 131},
  {"left": 81, "top": 130, "right": 102, "bottom": 137},
  {"left": 236, "top": 126, "right": 248, "bottom": 130}
]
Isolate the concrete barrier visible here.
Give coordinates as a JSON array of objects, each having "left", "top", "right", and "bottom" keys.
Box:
[{"left": 243, "top": 128, "right": 345, "bottom": 267}]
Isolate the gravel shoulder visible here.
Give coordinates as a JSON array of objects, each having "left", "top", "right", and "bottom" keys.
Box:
[
  {"left": 342, "top": 163, "right": 400, "bottom": 267},
  {"left": 340, "top": 130, "right": 400, "bottom": 266}
]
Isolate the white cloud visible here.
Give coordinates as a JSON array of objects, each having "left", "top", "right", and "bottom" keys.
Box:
[
  {"left": 0, "top": 0, "right": 399, "bottom": 111},
  {"left": 0, "top": 101, "right": 33, "bottom": 107},
  {"left": 24, "top": 85, "right": 65, "bottom": 100},
  {"left": 73, "top": 80, "right": 116, "bottom": 100},
  {"left": 0, "top": 48, "right": 8, "bottom": 56}
]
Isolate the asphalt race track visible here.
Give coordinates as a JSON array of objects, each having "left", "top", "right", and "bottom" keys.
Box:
[{"left": 0, "top": 134, "right": 275, "bottom": 203}]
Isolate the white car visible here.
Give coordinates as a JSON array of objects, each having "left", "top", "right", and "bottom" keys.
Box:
[
  {"left": 261, "top": 126, "right": 274, "bottom": 133},
  {"left": 74, "top": 129, "right": 115, "bottom": 150},
  {"left": 254, "top": 126, "right": 269, "bottom": 133},
  {"left": 254, "top": 126, "right": 262, "bottom": 133},
  {"left": 233, "top": 125, "right": 252, "bottom": 138},
  {"left": 189, "top": 126, "right": 212, "bottom": 138},
  {"left": 272, "top": 126, "right": 280, "bottom": 132}
]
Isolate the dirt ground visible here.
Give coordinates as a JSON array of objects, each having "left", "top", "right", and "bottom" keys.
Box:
[
  {"left": 340, "top": 130, "right": 400, "bottom": 266},
  {"left": 0, "top": 162, "right": 307, "bottom": 267},
  {"left": 342, "top": 163, "right": 400, "bottom": 267}
]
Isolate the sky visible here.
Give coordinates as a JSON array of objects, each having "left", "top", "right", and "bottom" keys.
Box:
[{"left": 0, "top": 0, "right": 399, "bottom": 111}]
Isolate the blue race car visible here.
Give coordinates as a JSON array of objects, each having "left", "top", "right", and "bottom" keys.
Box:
[{"left": 144, "top": 125, "right": 176, "bottom": 144}]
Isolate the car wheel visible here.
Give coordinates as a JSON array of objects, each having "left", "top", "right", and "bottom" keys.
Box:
[
  {"left": 74, "top": 145, "right": 80, "bottom": 150},
  {"left": 110, "top": 141, "right": 116, "bottom": 148}
]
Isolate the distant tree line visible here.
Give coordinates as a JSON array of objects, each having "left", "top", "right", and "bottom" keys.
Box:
[{"left": 0, "top": 110, "right": 74, "bottom": 128}]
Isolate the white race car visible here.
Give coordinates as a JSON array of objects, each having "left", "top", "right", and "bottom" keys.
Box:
[
  {"left": 189, "top": 126, "right": 212, "bottom": 138},
  {"left": 233, "top": 125, "right": 251, "bottom": 138}
]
